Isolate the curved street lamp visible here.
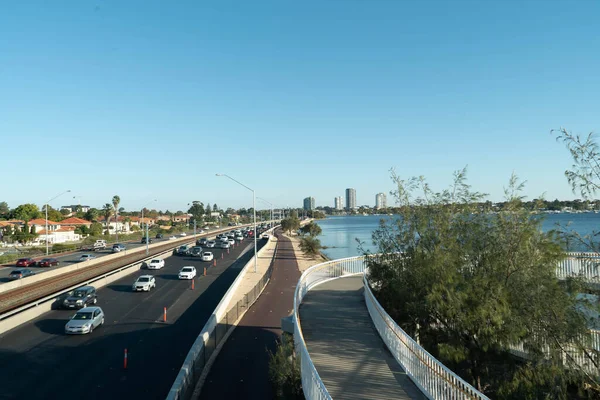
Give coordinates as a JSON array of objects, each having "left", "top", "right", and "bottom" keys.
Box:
[{"left": 216, "top": 174, "right": 258, "bottom": 273}]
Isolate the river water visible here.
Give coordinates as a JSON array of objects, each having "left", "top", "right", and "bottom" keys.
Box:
[{"left": 316, "top": 213, "right": 600, "bottom": 260}]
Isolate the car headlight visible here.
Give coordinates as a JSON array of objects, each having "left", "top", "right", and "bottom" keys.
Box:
[{"left": 76, "top": 300, "right": 83, "bottom": 303}]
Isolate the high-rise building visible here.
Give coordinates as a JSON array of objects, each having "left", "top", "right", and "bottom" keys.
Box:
[
  {"left": 303, "top": 197, "right": 315, "bottom": 211},
  {"left": 345, "top": 188, "right": 356, "bottom": 211},
  {"left": 375, "top": 193, "right": 387, "bottom": 209},
  {"left": 334, "top": 196, "right": 343, "bottom": 210}
]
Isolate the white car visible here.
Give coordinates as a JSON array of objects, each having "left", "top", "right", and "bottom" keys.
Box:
[
  {"left": 180, "top": 232, "right": 187, "bottom": 237},
  {"left": 169, "top": 236, "right": 177, "bottom": 240},
  {"left": 199, "top": 229, "right": 205, "bottom": 234},
  {"left": 65, "top": 307, "right": 104, "bottom": 335},
  {"left": 235, "top": 235, "right": 243, "bottom": 241},
  {"left": 261, "top": 233, "right": 270, "bottom": 239},
  {"left": 78, "top": 254, "right": 96, "bottom": 262},
  {"left": 147, "top": 259, "right": 165, "bottom": 270},
  {"left": 227, "top": 238, "right": 235, "bottom": 245},
  {"left": 205, "top": 241, "right": 216, "bottom": 248},
  {"left": 219, "top": 241, "right": 230, "bottom": 249},
  {"left": 132, "top": 275, "right": 156, "bottom": 292},
  {"left": 201, "top": 252, "right": 214, "bottom": 262},
  {"left": 178, "top": 266, "right": 196, "bottom": 280}
]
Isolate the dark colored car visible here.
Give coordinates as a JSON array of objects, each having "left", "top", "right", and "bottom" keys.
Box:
[
  {"left": 8, "top": 269, "right": 35, "bottom": 280},
  {"left": 112, "top": 243, "right": 126, "bottom": 253},
  {"left": 38, "top": 258, "right": 59, "bottom": 267},
  {"left": 62, "top": 286, "right": 97, "bottom": 309},
  {"left": 141, "top": 237, "right": 153, "bottom": 244},
  {"left": 197, "top": 238, "right": 208, "bottom": 246},
  {"left": 16, "top": 258, "right": 36, "bottom": 267},
  {"left": 155, "top": 233, "right": 164, "bottom": 239}
]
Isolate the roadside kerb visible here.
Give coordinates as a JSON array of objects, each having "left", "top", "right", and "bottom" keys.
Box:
[
  {"left": 0, "top": 247, "right": 175, "bottom": 336},
  {"left": 166, "top": 226, "right": 279, "bottom": 400},
  {"left": 0, "top": 225, "right": 256, "bottom": 296}
]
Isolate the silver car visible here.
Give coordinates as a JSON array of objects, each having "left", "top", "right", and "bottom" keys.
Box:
[{"left": 65, "top": 307, "right": 104, "bottom": 335}]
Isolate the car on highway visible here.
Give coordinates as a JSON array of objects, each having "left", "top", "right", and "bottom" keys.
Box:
[
  {"left": 205, "top": 240, "right": 216, "bottom": 248},
  {"left": 132, "top": 275, "right": 156, "bottom": 292},
  {"left": 141, "top": 237, "right": 153, "bottom": 244},
  {"left": 175, "top": 244, "right": 191, "bottom": 256},
  {"left": 261, "top": 233, "right": 270, "bottom": 240},
  {"left": 78, "top": 254, "right": 96, "bottom": 262},
  {"left": 16, "top": 258, "right": 37, "bottom": 267},
  {"left": 180, "top": 232, "right": 187, "bottom": 237},
  {"left": 190, "top": 246, "right": 203, "bottom": 257},
  {"left": 112, "top": 243, "right": 126, "bottom": 253},
  {"left": 62, "top": 286, "right": 97, "bottom": 309},
  {"left": 38, "top": 258, "right": 59, "bottom": 267},
  {"left": 8, "top": 268, "right": 36, "bottom": 280},
  {"left": 64, "top": 307, "right": 104, "bottom": 335},
  {"left": 156, "top": 233, "right": 164, "bottom": 239},
  {"left": 146, "top": 259, "right": 165, "bottom": 270},
  {"left": 201, "top": 252, "right": 214, "bottom": 262},
  {"left": 169, "top": 235, "right": 177, "bottom": 240},
  {"left": 227, "top": 238, "right": 235, "bottom": 246},
  {"left": 235, "top": 234, "right": 243, "bottom": 241},
  {"left": 219, "top": 241, "right": 230, "bottom": 249},
  {"left": 178, "top": 266, "right": 196, "bottom": 280},
  {"left": 197, "top": 238, "right": 208, "bottom": 246}
]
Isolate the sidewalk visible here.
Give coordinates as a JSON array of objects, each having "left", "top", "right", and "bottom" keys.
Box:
[{"left": 197, "top": 230, "right": 302, "bottom": 399}]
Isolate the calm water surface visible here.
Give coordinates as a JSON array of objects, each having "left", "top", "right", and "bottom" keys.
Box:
[{"left": 316, "top": 213, "right": 600, "bottom": 260}]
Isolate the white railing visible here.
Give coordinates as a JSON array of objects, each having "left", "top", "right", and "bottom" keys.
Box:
[
  {"left": 557, "top": 253, "right": 600, "bottom": 283},
  {"left": 293, "top": 255, "right": 487, "bottom": 400}
]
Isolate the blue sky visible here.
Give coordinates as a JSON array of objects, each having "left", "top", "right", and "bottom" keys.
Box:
[{"left": 2, "top": 1, "right": 600, "bottom": 212}]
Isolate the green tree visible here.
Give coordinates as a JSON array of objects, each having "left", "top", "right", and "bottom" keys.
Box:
[
  {"left": 0, "top": 201, "right": 9, "bottom": 216},
  {"left": 299, "top": 221, "right": 322, "bottom": 237},
  {"left": 268, "top": 334, "right": 303, "bottom": 399},
  {"left": 188, "top": 201, "right": 205, "bottom": 223},
  {"left": 367, "top": 168, "right": 595, "bottom": 397},
  {"left": 84, "top": 208, "right": 99, "bottom": 222},
  {"left": 10, "top": 203, "right": 42, "bottom": 221},
  {"left": 60, "top": 208, "right": 71, "bottom": 216},
  {"left": 42, "top": 205, "right": 64, "bottom": 222},
  {"left": 102, "top": 203, "right": 112, "bottom": 234},
  {"left": 213, "top": 203, "right": 218, "bottom": 212},
  {"left": 299, "top": 236, "right": 322, "bottom": 258},
  {"left": 89, "top": 222, "right": 103, "bottom": 236}
]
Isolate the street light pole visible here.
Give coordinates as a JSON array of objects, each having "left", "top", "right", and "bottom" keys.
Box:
[
  {"left": 216, "top": 174, "right": 258, "bottom": 273},
  {"left": 257, "top": 197, "right": 274, "bottom": 227},
  {"left": 45, "top": 190, "right": 71, "bottom": 255},
  {"left": 141, "top": 199, "right": 157, "bottom": 255}
]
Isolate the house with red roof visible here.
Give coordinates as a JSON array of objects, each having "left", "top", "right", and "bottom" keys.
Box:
[{"left": 28, "top": 218, "right": 81, "bottom": 244}]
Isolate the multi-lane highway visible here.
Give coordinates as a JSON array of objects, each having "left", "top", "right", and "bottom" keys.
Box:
[
  {"left": 0, "top": 229, "right": 213, "bottom": 283},
  {"left": 0, "top": 234, "right": 267, "bottom": 400}
]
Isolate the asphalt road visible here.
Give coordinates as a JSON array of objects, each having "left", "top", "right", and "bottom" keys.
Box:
[
  {"left": 0, "top": 235, "right": 267, "bottom": 400},
  {"left": 0, "top": 228, "right": 221, "bottom": 283},
  {"left": 200, "top": 230, "right": 301, "bottom": 399}
]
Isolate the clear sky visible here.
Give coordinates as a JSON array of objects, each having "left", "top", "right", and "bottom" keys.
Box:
[{"left": 2, "top": 1, "right": 599, "bottom": 212}]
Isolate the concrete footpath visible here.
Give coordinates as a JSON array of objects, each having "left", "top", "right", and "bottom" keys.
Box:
[{"left": 197, "top": 230, "right": 305, "bottom": 399}]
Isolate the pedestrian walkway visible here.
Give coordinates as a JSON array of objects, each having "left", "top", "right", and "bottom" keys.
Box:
[
  {"left": 299, "top": 275, "right": 425, "bottom": 400},
  {"left": 197, "top": 230, "right": 301, "bottom": 399}
]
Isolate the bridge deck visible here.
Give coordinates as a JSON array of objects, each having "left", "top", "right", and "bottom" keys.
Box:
[{"left": 299, "top": 275, "right": 425, "bottom": 400}]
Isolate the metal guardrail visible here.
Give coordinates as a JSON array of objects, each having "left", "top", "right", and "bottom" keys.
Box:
[
  {"left": 293, "top": 255, "right": 487, "bottom": 400},
  {"left": 166, "top": 226, "right": 279, "bottom": 400},
  {"left": 557, "top": 252, "right": 600, "bottom": 282}
]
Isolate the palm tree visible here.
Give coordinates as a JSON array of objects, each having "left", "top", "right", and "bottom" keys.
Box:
[
  {"left": 102, "top": 203, "right": 112, "bottom": 235},
  {"left": 112, "top": 195, "right": 120, "bottom": 241}
]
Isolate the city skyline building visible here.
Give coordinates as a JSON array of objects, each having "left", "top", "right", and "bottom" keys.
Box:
[
  {"left": 303, "top": 196, "right": 315, "bottom": 211},
  {"left": 375, "top": 193, "right": 387, "bottom": 209},
  {"left": 345, "top": 188, "right": 356, "bottom": 211},
  {"left": 334, "top": 196, "right": 343, "bottom": 210}
]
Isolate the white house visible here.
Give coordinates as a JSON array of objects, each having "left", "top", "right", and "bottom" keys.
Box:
[{"left": 29, "top": 218, "right": 81, "bottom": 244}]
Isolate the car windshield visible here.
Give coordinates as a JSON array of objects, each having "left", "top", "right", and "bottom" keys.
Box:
[
  {"left": 73, "top": 290, "right": 87, "bottom": 298},
  {"left": 81, "top": 255, "right": 89, "bottom": 258},
  {"left": 182, "top": 268, "right": 193, "bottom": 272},
  {"left": 203, "top": 253, "right": 211, "bottom": 256},
  {"left": 41, "top": 259, "right": 50, "bottom": 262},
  {"left": 150, "top": 259, "right": 160, "bottom": 264},
  {"left": 11, "top": 270, "right": 22, "bottom": 275},
  {"left": 17, "top": 259, "right": 27, "bottom": 262},
  {"left": 179, "top": 246, "right": 186, "bottom": 250},
  {"left": 73, "top": 312, "right": 93, "bottom": 320},
  {"left": 137, "top": 277, "right": 150, "bottom": 282}
]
